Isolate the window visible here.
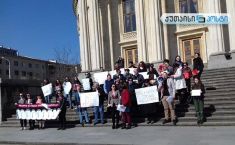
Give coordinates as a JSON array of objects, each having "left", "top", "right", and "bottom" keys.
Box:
[
  {"left": 6, "top": 70, "right": 9, "bottom": 75},
  {"left": 0, "top": 69, "right": 1, "bottom": 74},
  {"left": 28, "top": 72, "right": 33, "bottom": 77},
  {"left": 179, "top": 0, "right": 198, "bottom": 13},
  {"left": 0, "top": 59, "right": 2, "bottom": 64},
  {"left": 14, "top": 61, "right": 19, "bottom": 66},
  {"left": 14, "top": 70, "right": 19, "bottom": 76},
  {"left": 35, "top": 64, "right": 39, "bottom": 68},
  {"left": 22, "top": 71, "right": 26, "bottom": 77},
  {"left": 28, "top": 63, "right": 32, "bottom": 68},
  {"left": 123, "top": 0, "right": 136, "bottom": 32}
]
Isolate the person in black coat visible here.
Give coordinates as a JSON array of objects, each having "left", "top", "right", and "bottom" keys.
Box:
[
  {"left": 193, "top": 53, "right": 204, "bottom": 78},
  {"left": 57, "top": 91, "right": 67, "bottom": 130}
]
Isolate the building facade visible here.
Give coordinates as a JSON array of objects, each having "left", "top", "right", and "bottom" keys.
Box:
[
  {"left": 0, "top": 46, "right": 80, "bottom": 81},
  {"left": 73, "top": 0, "right": 235, "bottom": 72}
]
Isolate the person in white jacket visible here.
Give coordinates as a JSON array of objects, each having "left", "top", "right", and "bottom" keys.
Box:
[{"left": 171, "top": 63, "right": 187, "bottom": 104}]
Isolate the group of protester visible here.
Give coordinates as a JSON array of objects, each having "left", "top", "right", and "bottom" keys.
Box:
[{"left": 15, "top": 53, "right": 205, "bottom": 130}]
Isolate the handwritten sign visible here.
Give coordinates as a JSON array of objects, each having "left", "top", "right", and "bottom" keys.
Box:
[
  {"left": 93, "top": 71, "right": 109, "bottom": 84},
  {"left": 135, "top": 86, "right": 159, "bottom": 105},
  {"left": 82, "top": 78, "right": 91, "bottom": 91},
  {"left": 79, "top": 91, "right": 99, "bottom": 108},
  {"left": 41, "top": 83, "right": 53, "bottom": 97},
  {"left": 191, "top": 89, "right": 201, "bottom": 96}
]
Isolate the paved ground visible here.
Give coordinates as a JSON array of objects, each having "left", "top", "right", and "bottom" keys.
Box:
[{"left": 0, "top": 126, "right": 235, "bottom": 145}]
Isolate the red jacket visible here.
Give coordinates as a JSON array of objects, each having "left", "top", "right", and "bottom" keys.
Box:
[{"left": 121, "top": 89, "right": 131, "bottom": 107}]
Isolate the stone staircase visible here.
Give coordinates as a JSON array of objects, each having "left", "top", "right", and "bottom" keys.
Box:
[{"left": 1, "top": 67, "right": 235, "bottom": 128}]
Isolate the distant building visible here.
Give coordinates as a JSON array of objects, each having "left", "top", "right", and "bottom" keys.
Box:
[{"left": 0, "top": 46, "right": 81, "bottom": 81}]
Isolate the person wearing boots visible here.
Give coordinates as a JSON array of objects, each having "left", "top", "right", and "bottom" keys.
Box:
[
  {"left": 57, "top": 91, "right": 67, "bottom": 130},
  {"left": 159, "top": 71, "right": 177, "bottom": 125},
  {"left": 191, "top": 76, "right": 205, "bottom": 125},
  {"left": 108, "top": 84, "right": 121, "bottom": 129}
]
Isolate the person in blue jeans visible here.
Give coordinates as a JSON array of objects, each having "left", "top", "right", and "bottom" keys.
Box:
[
  {"left": 93, "top": 83, "right": 105, "bottom": 125},
  {"left": 76, "top": 92, "right": 89, "bottom": 126}
]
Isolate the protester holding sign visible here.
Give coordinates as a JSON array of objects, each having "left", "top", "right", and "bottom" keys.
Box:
[
  {"left": 93, "top": 83, "right": 105, "bottom": 125},
  {"left": 120, "top": 84, "right": 132, "bottom": 129},
  {"left": 137, "top": 61, "right": 147, "bottom": 72},
  {"left": 15, "top": 93, "right": 27, "bottom": 130},
  {"left": 84, "top": 72, "right": 93, "bottom": 92},
  {"left": 76, "top": 93, "right": 90, "bottom": 127},
  {"left": 159, "top": 71, "right": 177, "bottom": 125},
  {"left": 133, "top": 69, "right": 145, "bottom": 88},
  {"left": 35, "top": 95, "right": 45, "bottom": 129},
  {"left": 108, "top": 84, "right": 121, "bottom": 129},
  {"left": 191, "top": 76, "right": 205, "bottom": 125},
  {"left": 42, "top": 79, "right": 52, "bottom": 104},
  {"left": 63, "top": 77, "right": 73, "bottom": 109},
  {"left": 25, "top": 93, "right": 35, "bottom": 130},
  {"left": 57, "top": 91, "right": 67, "bottom": 130}
]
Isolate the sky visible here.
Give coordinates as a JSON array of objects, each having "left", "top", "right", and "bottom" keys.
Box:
[{"left": 0, "top": 0, "right": 80, "bottom": 64}]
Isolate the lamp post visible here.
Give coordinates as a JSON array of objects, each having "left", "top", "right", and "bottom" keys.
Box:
[{"left": 1, "top": 57, "right": 11, "bottom": 79}]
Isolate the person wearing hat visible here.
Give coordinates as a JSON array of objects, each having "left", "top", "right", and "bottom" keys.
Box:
[{"left": 158, "top": 71, "right": 177, "bottom": 125}]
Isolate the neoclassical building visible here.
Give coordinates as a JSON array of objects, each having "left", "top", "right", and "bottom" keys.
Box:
[{"left": 73, "top": 0, "right": 235, "bottom": 72}]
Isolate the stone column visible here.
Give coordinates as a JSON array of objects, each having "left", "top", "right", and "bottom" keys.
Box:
[
  {"left": 226, "top": 0, "right": 235, "bottom": 52},
  {"left": 0, "top": 78, "right": 2, "bottom": 125},
  {"left": 206, "top": 0, "right": 225, "bottom": 54},
  {"left": 89, "top": 0, "right": 101, "bottom": 71},
  {"left": 206, "top": 0, "right": 226, "bottom": 68},
  {"left": 79, "top": 0, "right": 91, "bottom": 72},
  {"left": 149, "top": 0, "right": 164, "bottom": 63},
  {"left": 161, "top": 0, "right": 169, "bottom": 59},
  {"left": 107, "top": 0, "right": 114, "bottom": 70},
  {"left": 136, "top": 0, "right": 147, "bottom": 62}
]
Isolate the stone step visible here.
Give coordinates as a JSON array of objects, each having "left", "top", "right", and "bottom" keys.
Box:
[
  {"left": 204, "top": 96, "right": 235, "bottom": 101},
  {"left": 204, "top": 81, "right": 235, "bottom": 86},
  {"left": 204, "top": 84, "right": 235, "bottom": 89},
  {"left": 202, "top": 73, "right": 235, "bottom": 79},
  {"left": 202, "top": 76, "right": 235, "bottom": 82},
  {"left": 204, "top": 92, "right": 235, "bottom": 96},
  {"left": 203, "top": 67, "right": 235, "bottom": 72},
  {"left": 205, "top": 88, "right": 235, "bottom": 93},
  {"left": 2, "top": 119, "right": 235, "bottom": 128}
]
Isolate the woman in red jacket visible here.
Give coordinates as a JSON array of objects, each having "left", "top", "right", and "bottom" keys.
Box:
[{"left": 121, "top": 84, "right": 132, "bottom": 129}]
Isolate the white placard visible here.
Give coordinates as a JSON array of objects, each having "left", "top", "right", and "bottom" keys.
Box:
[
  {"left": 139, "top": 72, "right": 149, "bottom": 79},
  {"left": 135, "top": 86, "right": 159, "bottom": 105},
  {"left": 79, "top": 91, "right": 99, "bottom": 108},
  {"left": 31, "top": 110, "right": 37, "bottom": 120},
  {"left": 191, "top": 89, "right": 201, "bottom": 96},
  {"left": 117, "top": 104, "right": 126, "bottom": 112},
  {"left": 129, "top": 68, "right": 135, "bottom": 75},
  {"left": 82, "top": 78, "right": 91, "bottom": 91},
  {"left": 93, "top": 71, "right": 109, "bottom": 84},
  {"left": 109, "top": 70, "right": 116, "bottom": 79},
  {"left": 25, "top": 109, "right": 32, "bottom": 120},
  {"left": 63, "top": 82, "right": 72, "bottom": 95},
  {"left": 16, "top": 109, "right": 61, "bottom": 120},
  {"left": 41, "top": 83, "right": 53, "bottom": 97}
]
